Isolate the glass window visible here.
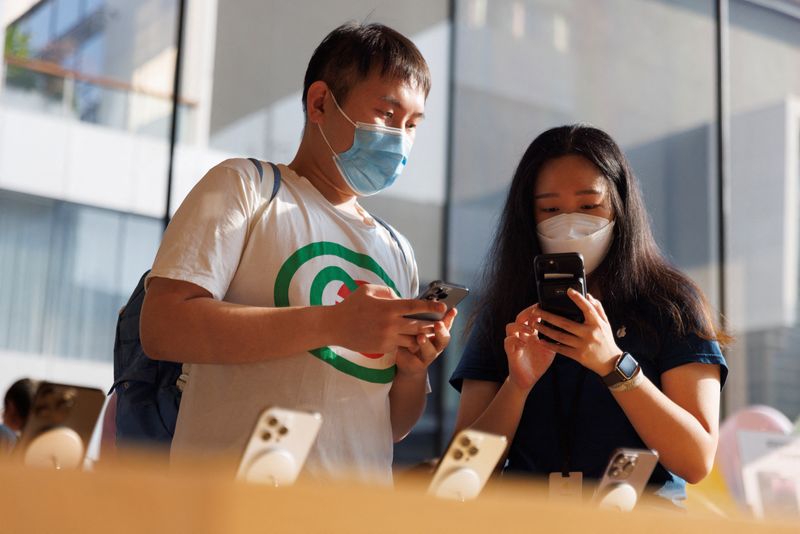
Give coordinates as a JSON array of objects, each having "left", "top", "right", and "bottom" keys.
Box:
[
  {"left": 54, "top": 0, "right": 82, "bottom": 37},
  {"left": 725, "top": 0, "right": 800, "bottom": 422},
  {"left": 84, "top": 0, "right": 105, "bottom": 15},
  {"left": 0, "top": 190, "right": 161, "bottom": 362},
  {"left": 0, "top": 0, "right": 180, "bottom": 395},
  {"left": 23, "top": 4, "right": 53, "bottom": 55}
]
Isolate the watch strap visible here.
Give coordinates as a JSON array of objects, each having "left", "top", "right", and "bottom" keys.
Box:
[{"left": 608, "top": 367, "right": 644, "bottom": 392}]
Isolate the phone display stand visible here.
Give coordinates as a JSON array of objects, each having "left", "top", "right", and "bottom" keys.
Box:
[
  {"left": 236, "top": 408, "right": 322, "bottom": 488},
  {"left": 427, "top": 430, "right": 507, "bottom": 502},
  {"left": 595, "top": 482, "right": 638, "bottom": 512},
  {"left": 22, "top": 427, "right": 85, "bottom": 470},
  {"left": 429, "top": 467, "right": 482, "bottom": 502},
  {"left": 240, "top": 449, "right": 298, "bottom": 487}
]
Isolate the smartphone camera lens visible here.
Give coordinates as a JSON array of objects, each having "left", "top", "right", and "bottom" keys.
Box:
[
  {"left": 459, "top": 436, "right": 471, "bottom": 448},
  {"left": 56, "top": 391, "right": 77, "bottom": 411},
  {"left": 267, "top": 417, "right": 278, "bottom": 426},
  {"left": 468, "top": 446, "right": 479, "bottom": 456},
  {"left": 261, "top": 431, "right": 272, "bottom": 441},
  {"left": 622, "top": 462, "right": 635, "bottom": 476},
  {"left": 453, "top": 449, "right": 464, "bottom": 460}
]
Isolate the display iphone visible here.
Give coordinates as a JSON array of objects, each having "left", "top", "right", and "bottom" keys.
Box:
[
  {"left": 427, "top": 429, "right": 507, "bottom": 501},
  {"left": 404, "top": 280, "right": 469, "bottom": 321},
  {"left": 592, "top": 448, "right": 659, "bottom": 511},
  {"left": 236, "top": 407, "right": 323, "bottom": 487},
  {"left": 14, "top": 381, "right": 105, "bottom": 470}
]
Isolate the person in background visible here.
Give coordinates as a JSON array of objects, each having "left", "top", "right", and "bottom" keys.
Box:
[
  {"left": 450, "top": 124, "right": 729, "bottom": 506},
  {"left": 3, "top": 378, "right": 36, "bottom": 434},
  {"left": 1, "top": 378, "right": 38, "bottom": 453}
]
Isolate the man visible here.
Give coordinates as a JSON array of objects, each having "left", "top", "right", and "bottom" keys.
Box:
[{"left": 140, "top": 22, "right": 455, "bottom": 484}]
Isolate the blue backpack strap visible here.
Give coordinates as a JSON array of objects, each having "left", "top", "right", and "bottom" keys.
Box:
[
  {"left": 372, "top": 215, "right": 409, "bottom": 266},
  {"left": 247, "top": 158, "right": 281, "bottom": 202},
  {"left": 247, "top": 157, "right": 263, "bottom": 181},
  {"left": 266, "top": 162, "right": 282, "bottom": 201}
]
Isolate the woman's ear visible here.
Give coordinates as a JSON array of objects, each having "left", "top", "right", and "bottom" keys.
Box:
[{"left": 306, "top": 81, "right": 329, "bottom": 125}]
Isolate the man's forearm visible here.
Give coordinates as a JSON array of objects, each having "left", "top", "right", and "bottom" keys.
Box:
[
  {"left": 142, "top": 295, "right": 338, "bottom": 364},
  {"left": 389, "top": 370, "right": 428, "bottom": 442}
]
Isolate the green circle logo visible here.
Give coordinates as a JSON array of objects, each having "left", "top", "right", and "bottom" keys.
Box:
[{"left": 274, "top": 241, "right": 400, "bottom": 383}]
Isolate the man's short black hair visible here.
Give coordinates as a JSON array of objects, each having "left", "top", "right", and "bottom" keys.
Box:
[{"left": 302, "top": 22, "right": 431, "bottom": 114}]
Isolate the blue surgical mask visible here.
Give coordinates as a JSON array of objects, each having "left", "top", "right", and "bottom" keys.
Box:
[{"left": 317, "top": 92, "right": 412, "bottom": 196}]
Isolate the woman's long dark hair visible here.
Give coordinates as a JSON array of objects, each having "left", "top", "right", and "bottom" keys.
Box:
[{"left": 470, "top": 124, "right": 729, "bottom": 353}]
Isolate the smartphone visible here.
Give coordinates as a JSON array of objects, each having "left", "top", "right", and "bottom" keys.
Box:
[
  {"left": 404, "top": 280, "right": 469, "bottom": 321},
  {"left": 592, "top": 448, "right": 659, "bottom": 510},
  {"left": 14, "top": 381, "right": 105, "bottom": 469},
  {"left": 236, "top": 406, "right": 323, "bottom": 487},
  {"left": 427, "top": 429, "right": 507, "bottom": 501},
  {"left": 534, "top": 253, "right": 586, "bottom": 342}
]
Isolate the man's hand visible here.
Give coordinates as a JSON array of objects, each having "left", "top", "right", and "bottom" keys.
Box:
[
  {"left": 330, "top": 284, "right": 446, "bottom": 355},
  {"left": 390, "top": 306, "right": 457, "bottom": 442},
  {"left": 395, "top": 308, "right": 457, "bottom": 377}
]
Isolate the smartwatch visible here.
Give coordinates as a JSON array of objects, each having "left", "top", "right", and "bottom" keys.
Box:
[{"left": 602, "top": 352, "right": 640, "bottom": 389}]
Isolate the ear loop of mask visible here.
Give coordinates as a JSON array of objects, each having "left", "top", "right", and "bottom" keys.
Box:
[{"left": 317, "top": 91, "right": 349, "bottom": 157}]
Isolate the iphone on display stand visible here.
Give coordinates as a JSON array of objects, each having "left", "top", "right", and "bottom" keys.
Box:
[
  {"left": 592, "top": 448, "right": 659, "bottom": 511},
  {"left": 427, "top": 429, "right": 507, "bottom": 502},
  {"left": 236, "top": 407, "right": 323, "bottom": 487},
  {"left": 15, "top": 381, "right": 105, "bottom": 470}
]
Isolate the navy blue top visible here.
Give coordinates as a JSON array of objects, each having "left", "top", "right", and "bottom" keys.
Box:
[{"left": 450, "top": 308, "right": 728, "bottom": 504}]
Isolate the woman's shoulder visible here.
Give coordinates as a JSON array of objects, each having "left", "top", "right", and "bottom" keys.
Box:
[{"left": 618, "top": 300, "right": 724, "bottom": 357}]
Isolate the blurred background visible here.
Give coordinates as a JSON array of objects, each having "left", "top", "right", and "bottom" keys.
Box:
[{"left": 0, "top": 0, "right": 798, "bottom": 466}]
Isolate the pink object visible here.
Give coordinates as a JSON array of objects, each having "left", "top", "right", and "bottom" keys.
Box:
[{"left": 717, "top": 405, "right": 793, "bottom": 505}]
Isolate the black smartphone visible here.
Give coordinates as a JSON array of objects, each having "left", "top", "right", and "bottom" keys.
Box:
[
  {"left": 14, "top": 381, "right": 105, "bottom": 469},
  {"left": 534, "top": 253, "right": 586, "bottom": 341},
  {"left": 404, "top": 280, "right": 470, "bottom": 321}
]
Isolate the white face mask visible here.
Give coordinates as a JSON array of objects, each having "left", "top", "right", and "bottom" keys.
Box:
[{"left": 537, "top": 213, "right": 615, "bottom": 274}]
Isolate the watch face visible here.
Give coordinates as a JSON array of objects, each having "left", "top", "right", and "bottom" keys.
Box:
[{"left": 617, "top": 353, "right": 638, "bottom": 379}]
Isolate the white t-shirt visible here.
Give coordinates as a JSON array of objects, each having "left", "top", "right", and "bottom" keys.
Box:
[{"left": 147, "top": 158, "right": 418, "bottom": 484}]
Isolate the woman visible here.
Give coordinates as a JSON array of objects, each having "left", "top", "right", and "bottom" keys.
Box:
[{"left": 450, "top": 124, "right": 728, "bottom": 505}]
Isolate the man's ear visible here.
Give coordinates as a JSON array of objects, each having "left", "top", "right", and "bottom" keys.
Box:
[{"left": 306, "top": 81, "right": 329, "bottom": 125}]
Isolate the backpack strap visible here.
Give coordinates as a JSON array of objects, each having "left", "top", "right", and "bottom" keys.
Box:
[
  {"left": 266, "top": 162, "right": 282, "bottom": 201},
  {"left": 372, "top": 214, "right": 409, "bottom": 267},
  {"left": 247, "top": 157, "right": 263, "bottom": 181},
  {"left": 246, "top": 158, "right": 282, "bottom": 202}
]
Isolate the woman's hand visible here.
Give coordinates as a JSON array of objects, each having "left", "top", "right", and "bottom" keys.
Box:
[
  {"left": 531, "top": 289, "right": 622, "bottom": 376},
  {"left": 504, "top": 305, "right": 557, "bottom": 392}
]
